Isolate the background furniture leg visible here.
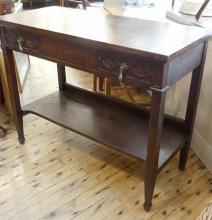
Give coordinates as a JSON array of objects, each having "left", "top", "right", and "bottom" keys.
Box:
[
  {"left": 57, "top": 64, "right": 66, "bottom": 91},
  {"left": 93, "top": 74, "right": 97, "bottom": 92},
  {"left": 98, "top": 76, "right": 104, "bottom": 92},
  {"left": 179, "top": 43, "right": 208, "bottom": 171},
  {"left": 144, "top": 89, "right": 166, "bottom": 211},
  {"left": 105, "top": 78, "right": 112, "bottom": 96},
  {"left": 2, "top": 47, "right": 25, "bottom": 144}
]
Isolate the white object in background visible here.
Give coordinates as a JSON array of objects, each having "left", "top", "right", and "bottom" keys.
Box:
[
  {"left": 166, "top": 10, "right": 204, "bottom": 27},
  {"left": 124, "top": 0, "right": 136, "bottom": 6},
  {"left": 141, "top": 0, "right": 154, "bottom": 5},
  {"left": 124, "top": 0, "right": 155, "bottom": 7},
  {"left": 13, "top": 0, "right": 23, "bottom": 13},
  {"left": 104, "top": 0, "right": 124, "bottom": 15},
  {"left": 179, "top": 0, "right": 212, "bottom": 16}
]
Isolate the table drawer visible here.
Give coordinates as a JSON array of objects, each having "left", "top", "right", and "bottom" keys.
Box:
[
  {"left": 4, "top": 29, "right": 41, "bottom": 53},
  {"left": 4, "top": 28, "right": 154, "bottom": 88},
  {"left": 4, "top": 28, "right": 99, "bottom": 71},
  {"left": 98, "top": 51, "right": 154, "bottom": 87}
]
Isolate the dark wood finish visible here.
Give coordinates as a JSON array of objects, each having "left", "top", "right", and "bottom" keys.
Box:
[
  {"left": 98, "top": 76, "right": 104, "bottom": 91},
  {"left": 98, "top": 50, "right": 154, "bottom": 88},
  {"left": 0, "top": 7, "right": 208, "bottom": 61},
  {"left": 22, "top": 85, "right": 187, "bottom": 169},
  {"left": 144, "top": 88, "right": 166, "bottom": 211},
  {"left": 0, "top": 7, "right": 209, "bottom": 211},
  {"left": 2, "top": 25, "right": 207, "bottom": 89},
  {"left": 179, "top": 42, "right": 208, "bottom": 171},
  {"left": 167, "top": 42, "right": 204, "bottom": 86},
  {"left": 57, "top": 64, "right": 66, "bottom": 90}
]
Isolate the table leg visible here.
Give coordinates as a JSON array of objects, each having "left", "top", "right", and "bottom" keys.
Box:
[
  {"left": 2, "top": 47, "right": 25, "bottom": 144},
  {"left": 105, "top": 78, "right": 112, "bottom": 96},
  {"left": 57, "top": 64, "right": 66, "bottom": 91},
  {"left": 93, "top": 74, "right": 97, "bottom": 92},
  {"left": 144, "top": 89, "right": 166, "bottom": 211},
  {"left": 179, "top": 42, "right": 208, "bottom": 171},
  {"left": 98, "top": 76, "right": 104, "bottom": 92}
]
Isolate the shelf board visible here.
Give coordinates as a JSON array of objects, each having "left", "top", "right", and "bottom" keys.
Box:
[{"left": 22, "top": 86, "right": 187, "bottom": 169}]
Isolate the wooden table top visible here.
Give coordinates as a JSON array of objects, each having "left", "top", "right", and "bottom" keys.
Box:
[{"left": 0, "top": 6, "right": 209, "bottom": 61}]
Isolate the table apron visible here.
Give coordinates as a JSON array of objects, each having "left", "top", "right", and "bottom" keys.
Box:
[{"left": 2, "top": 27, "right": 205, "bottom": 90}]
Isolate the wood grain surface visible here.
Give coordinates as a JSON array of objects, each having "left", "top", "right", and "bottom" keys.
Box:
[{"left": 0, "top": 6, "right": 209, "bottom": 61}]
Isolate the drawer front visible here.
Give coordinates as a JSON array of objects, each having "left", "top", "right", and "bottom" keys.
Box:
[
  {"left": 4, "top": 28, "right": 42, "bottom": 53},
  {"left": 98, "top": 51, "right": 154, "bottom": 87},
  {"left": 41, "top": 37, "right": 99, "bottom": 71},
  {"left": 4, "top": 28, "right": 155, "bottom": 88},
  {"left": 125, "top": 58, "right": 154, "bottom": 87},
  {"left": 4, "top": 28, "right": 99, "bottom": 71}
]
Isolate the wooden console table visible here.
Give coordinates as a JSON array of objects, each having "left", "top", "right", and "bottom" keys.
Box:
[{"left": 0, "top": 6, "right": 209, "bottom": 211}]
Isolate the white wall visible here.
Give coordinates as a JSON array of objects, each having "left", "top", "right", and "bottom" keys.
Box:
[{"left": 104, "top": 0, "right": 124, "bottom": 15}]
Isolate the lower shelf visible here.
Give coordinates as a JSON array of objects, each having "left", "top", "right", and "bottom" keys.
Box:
[{"left": 22, "top": 86, "right": 187, "bottom": 169}]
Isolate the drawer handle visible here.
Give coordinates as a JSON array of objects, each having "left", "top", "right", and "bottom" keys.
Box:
[
  {"left": 118, "top": 63, "right": 136, "bottom": 103},
  {"left": 118, "top": 63, "right": 128, "bottom": 83},
  {"left": 17, "top": 37, "right": 24, "bottom": 52}
]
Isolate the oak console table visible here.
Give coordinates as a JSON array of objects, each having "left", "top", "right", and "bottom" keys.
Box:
[{"left": 0, "top": 6, "right": 209, "bottom": 211}]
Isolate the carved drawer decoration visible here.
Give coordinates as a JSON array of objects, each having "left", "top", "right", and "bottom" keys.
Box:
[
  {"left": 99, "top": 50, "right": 153, "bottom": 87},
  {"left": 98, "top": 52, "right": 121, "bottom": 76},
  {"left": 125, "top": 62, "right": 153, "bottom": 86},
  {"left": 4, "top": 28, "right": 41, "bottom": 53}
]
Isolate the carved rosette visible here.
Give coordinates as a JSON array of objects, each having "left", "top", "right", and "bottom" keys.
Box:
[
  {"left": 99, "top": 51, "right": 153, "bottom": 87},
  {"left": 127, "top": 62, "right": 153, "bottom": 84}
]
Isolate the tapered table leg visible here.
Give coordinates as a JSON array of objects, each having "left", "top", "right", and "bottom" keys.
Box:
[
  {"left": 57, "top": 64, "right": 66, "bottom": 91},
  {"left": 179, "top": 42, "right": 208, "bottom": 170},
  {"left": 144, "top": 88, "right": 166, "bottom": 211},
  {"left": 2, "top": 47, "right": 25, "bottom": 144}
]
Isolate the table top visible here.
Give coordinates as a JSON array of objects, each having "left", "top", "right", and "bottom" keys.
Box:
[{"left": 0, "top": 6, "right": 209, "bottom": 61}]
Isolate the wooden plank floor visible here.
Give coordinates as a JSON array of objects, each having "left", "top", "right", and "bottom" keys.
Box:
[{"left": 0, "top": 57, "right": 211, "bottom": 220}]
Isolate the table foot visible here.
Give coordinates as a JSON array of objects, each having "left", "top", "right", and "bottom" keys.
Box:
[
  {"left": 179, "top": 145, "right": 189, "bottom": 171},
  {"left": 179, "top": 166, "right": 186, "bottom": 171},
  {"left": 179, "top": 160, "right": 186, "bottom": 171},
  {"left": 18, "top": 136, "right": 25, "bottom": 144},
  {"left": 143, "top": 202, "right": 152, "bottom": 212},
  {"left": 0, "top": 126, "right": 6, "bottom": 138}
]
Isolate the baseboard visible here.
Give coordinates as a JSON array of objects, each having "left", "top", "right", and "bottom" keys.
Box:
[{"left": 191, "top": 129, "right": 212, "bottom": 173}]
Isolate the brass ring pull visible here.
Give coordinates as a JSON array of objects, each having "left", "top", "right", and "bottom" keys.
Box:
[{"left": 17, "top": 37, "right": 24, "bottom": 52}]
